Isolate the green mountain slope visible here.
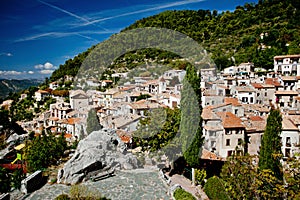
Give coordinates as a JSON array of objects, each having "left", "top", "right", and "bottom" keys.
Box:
[
  {"left": 49, "top": 0, "right": 300, "bottom": 81},
  {"left": 124, "top": 0, "right": 300, "bottom": 69}
]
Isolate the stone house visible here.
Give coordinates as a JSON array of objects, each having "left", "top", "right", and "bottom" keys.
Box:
[
  {"left": 279, "top": 76, "right": 297, "bottom": 91},
  {"left": 275, "top": 90, "right": 299, "bottom": 109},
  {"left": 216, "top": 112, "right": 246, "bottom": 158},
  {"left": 243, "top": 116, "right": 266, "bottom": 156},
  {"left": 231, "top": 85, "right": 256, "bottom": 104},
  {"left": 35, "top": 90, "right": 50, "bottom": 101},
  {"left": 49, "top": 81, "right": 59, "bottom": 90},
  {"left": 202, "top": 107, "right": 223, "bottom": 154},
  {"left": 274, "top": 54, "right": 300, "bottom": 76},
  {"left": 49, "top": 102, "right": 72, "bottom": 120},
  {"left": 281, "top": 116, "right": 299, "bottom": 158},
  {"left": 70, "top": 90, "right": 89, "bottom": 110}
]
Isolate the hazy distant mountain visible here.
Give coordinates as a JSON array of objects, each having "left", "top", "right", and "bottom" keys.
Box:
[{"left": 0, "top": 79, "right": 43, "bottom": 99}]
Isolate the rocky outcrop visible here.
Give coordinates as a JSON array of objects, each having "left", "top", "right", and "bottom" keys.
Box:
[{"left": 57, "top": 128, "right": 140, "bottom": 185}]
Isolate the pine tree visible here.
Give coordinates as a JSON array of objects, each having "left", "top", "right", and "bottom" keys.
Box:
[
  {"left": 86, "top": 108, "right": 102, "bottom": 134},
  {"left": 180, "top": 64, "right": 203, "bottom": 167},
  {"left": 259, "top": 108, "right": 283, "bottom": 180}
]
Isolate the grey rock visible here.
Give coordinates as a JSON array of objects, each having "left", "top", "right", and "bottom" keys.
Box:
[
  {"left": 57, "top": 128, "right": 140, "bottom": 185},
  {"left": 6, "top": 133, "right": 27, "bottom": 144}
]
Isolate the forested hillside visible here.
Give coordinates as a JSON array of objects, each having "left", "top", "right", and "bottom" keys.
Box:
[
  {"left": 124, "top": 0, "right": 300, "bottom": 69},
  {"left": 50, "top": 0, "right": 300, "bottom": 81},
  {"left": 0, "top": 79, "right": 42, "bottom": 99}
]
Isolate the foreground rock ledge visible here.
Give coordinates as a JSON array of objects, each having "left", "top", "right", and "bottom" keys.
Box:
[{"left": 57, "top": 128, "right": 139, "bottom": 185}]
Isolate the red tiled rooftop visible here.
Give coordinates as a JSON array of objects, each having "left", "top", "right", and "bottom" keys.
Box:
[
  {"left": 251, "top": 83, "right": 263, "bottom": 89},
  {"left": 264, "top": 78, "right": 281, "bottom": 87},
  {"left": 216, "top": 112, "right": 245, "bottom": 128},
  {"left": 249, "top": 116, "right": 264, "bottom": 121},
  {"left": 224, "top": 97, "right": 241, "bottom": 106}
]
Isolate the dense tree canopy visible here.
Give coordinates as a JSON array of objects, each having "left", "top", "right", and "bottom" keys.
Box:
[
  {"left": 24, "top": 131, "right": 68, "bottom": 172},
  {"left": 180, "top": 64, "right": 202, "bottom": 167},
  {"left": 259, "top": 108, "right": 283, "bottom": 180}
]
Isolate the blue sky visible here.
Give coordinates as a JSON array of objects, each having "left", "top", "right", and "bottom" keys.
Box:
[{"left": 0, "top": 0, "right": 257, "bottom": 79}]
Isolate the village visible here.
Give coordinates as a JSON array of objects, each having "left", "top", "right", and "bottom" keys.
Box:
[{"left": 1, "top": 54, "right": 299, "bottom": 163}]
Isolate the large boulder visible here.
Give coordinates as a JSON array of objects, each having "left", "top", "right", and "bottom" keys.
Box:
[{"left": 57, "top": 128, "right": 140, "bottom": 185}]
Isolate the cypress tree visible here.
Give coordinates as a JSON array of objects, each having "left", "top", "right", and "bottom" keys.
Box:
[
  {"left": 86, "top": 108, "right": 102, "bottom": 134},
  {"left": 259, "top": 108, "right": 283, "bottom": 180},
  {"left": 180, "top": 64, "right": 203, "bottom": 167}
]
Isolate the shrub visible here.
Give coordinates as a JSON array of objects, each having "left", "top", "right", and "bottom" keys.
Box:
[
  {"left": 173, "top": 188, "right": 196, "bottom": 200},
  {"left": 55, "top": 194, "right": 70, "bottom": 200},
  {"left": 194, "top": 168, "right": 206, "bottom": 186},
  {"left": 204, "top": 176, "right": 229, "bottom": 200}
]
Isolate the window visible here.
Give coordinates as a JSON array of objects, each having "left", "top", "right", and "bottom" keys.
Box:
[
  {"left": 235, "top": 109, "right": 238, "bottom": 115},
  {"left": 286, "top": 137, "right": 291, "bottom": 147},
  {"left": 211, "top": 141, "right": 216, "bottom": 148},
  {"left": 250, "top": 97, "right": 254, "bottom": 103},
  {"left": 285, "top": 148, "right": 291, "bottom": 157},
  {"left": 225, "top": 130, "right": 232, "bottom": 135},
  {"left": 226, "top": 139, "right": 230, "bottom": 146},
  {"left": 209, "top": 131, "right": 216, "bottom": 137},
  {"left": 227, "top": 150, "right": 233, "bottom": 157}
]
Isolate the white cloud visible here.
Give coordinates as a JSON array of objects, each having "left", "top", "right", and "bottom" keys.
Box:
[
  {"left": 44, "top": 62, "right": 55, "bottom": 69},
  {"left": 34, "top": 62, "right": 57, "bottom": 70},
  {"left": 28, "top": 71, "right": 35, "bottom": 74},
  {"left": 0, "top": 70, "right": 23, "bottom": 75},
  {"left": 34, "top": 64, "right": 44, "bottom": 69},
  {"left": 39, "top": 69, "right": 54, "bottom": 74},
  {"left": 0, "top": 52, "right": 13, "bottom": 57}
]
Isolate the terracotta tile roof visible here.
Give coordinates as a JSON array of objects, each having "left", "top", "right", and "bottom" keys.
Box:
[
  {"left": 216, "top": 85, "right": 228, "bottom": 89},
  {"left": 275, "top": 90, "right": 298, "bottom": 95},
  {"left": 130, "top": 100, "right": 161, "bottom": 109},
  {"left": 235, "top": 86, "right": 255, "bottom": 93},
  {"left": 242, "top": 104, "right": 270, "bottom": 113},
  {"left": 202, "top": 107, "right": 220, "bottom": 120},
  {"left": 64, "top": 133, "right": 73, "bottom": 139},
  {"left": 49, "top": 117, "right": 59, "bottom": 121},
  {"left": 264, "top": 78, "right": 282, "bottom": 87},
  {"left": 201, "top": 149, "right": 224, "bottom": 161},
  {"left": 37, "top": 90, "right": 49, "bottom": 94},
  {"left": 287, "top": 115, "right": 300, "bottom": 125},
  {"left": 249, "top": 116, "right": 264, "bottom": 121},
  {"left": 68, "top": 118, "right": 81, "bottom": 125},
  {"left": 69, "top": 90, "right": 87, "bottom": 98},
  {"left": 274, "top": 54, "right": 300, "bottom": 59},
  {"left": 251, "top": 83, "right": 263, "bottom": 89},
  {"left": 224, "top": 97, "right": 241, "bottom": 106},
  {"left": 244, "top": 116, "right": 266, "bottom": 132},
  {"left": 261, "top": 84, "right": 275, "bottom": 88},
  {"left": 116, "top": 129, "right": 132, "bottom": 143},
  {"left": 282, "top": 116, "right": 298, "bottom": 131},
  {"left": 203, "top": 125, "right": 223, "bottom": 131},
  {"left": 142, "top": 79, "right": 159, "bottom": 86},
  {"left": 281, "top": 76, "right": 297, "bottom": 81},
  {"left": 216, "top": 112, "right": 245, "bottom": 129}
]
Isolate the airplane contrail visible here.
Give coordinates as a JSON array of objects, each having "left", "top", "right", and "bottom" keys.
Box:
[
  {"left": 15, "top": 30, "right": 115, "bottom": 42},
  {"left": 37, "top": 0, "right": 90, "bottom": 23},
  {"left": 83, "top": 0, "right": 205, "bottom": 26},
  {"left": 37, "top": 0, "right": 110, "bottom": 32}
]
